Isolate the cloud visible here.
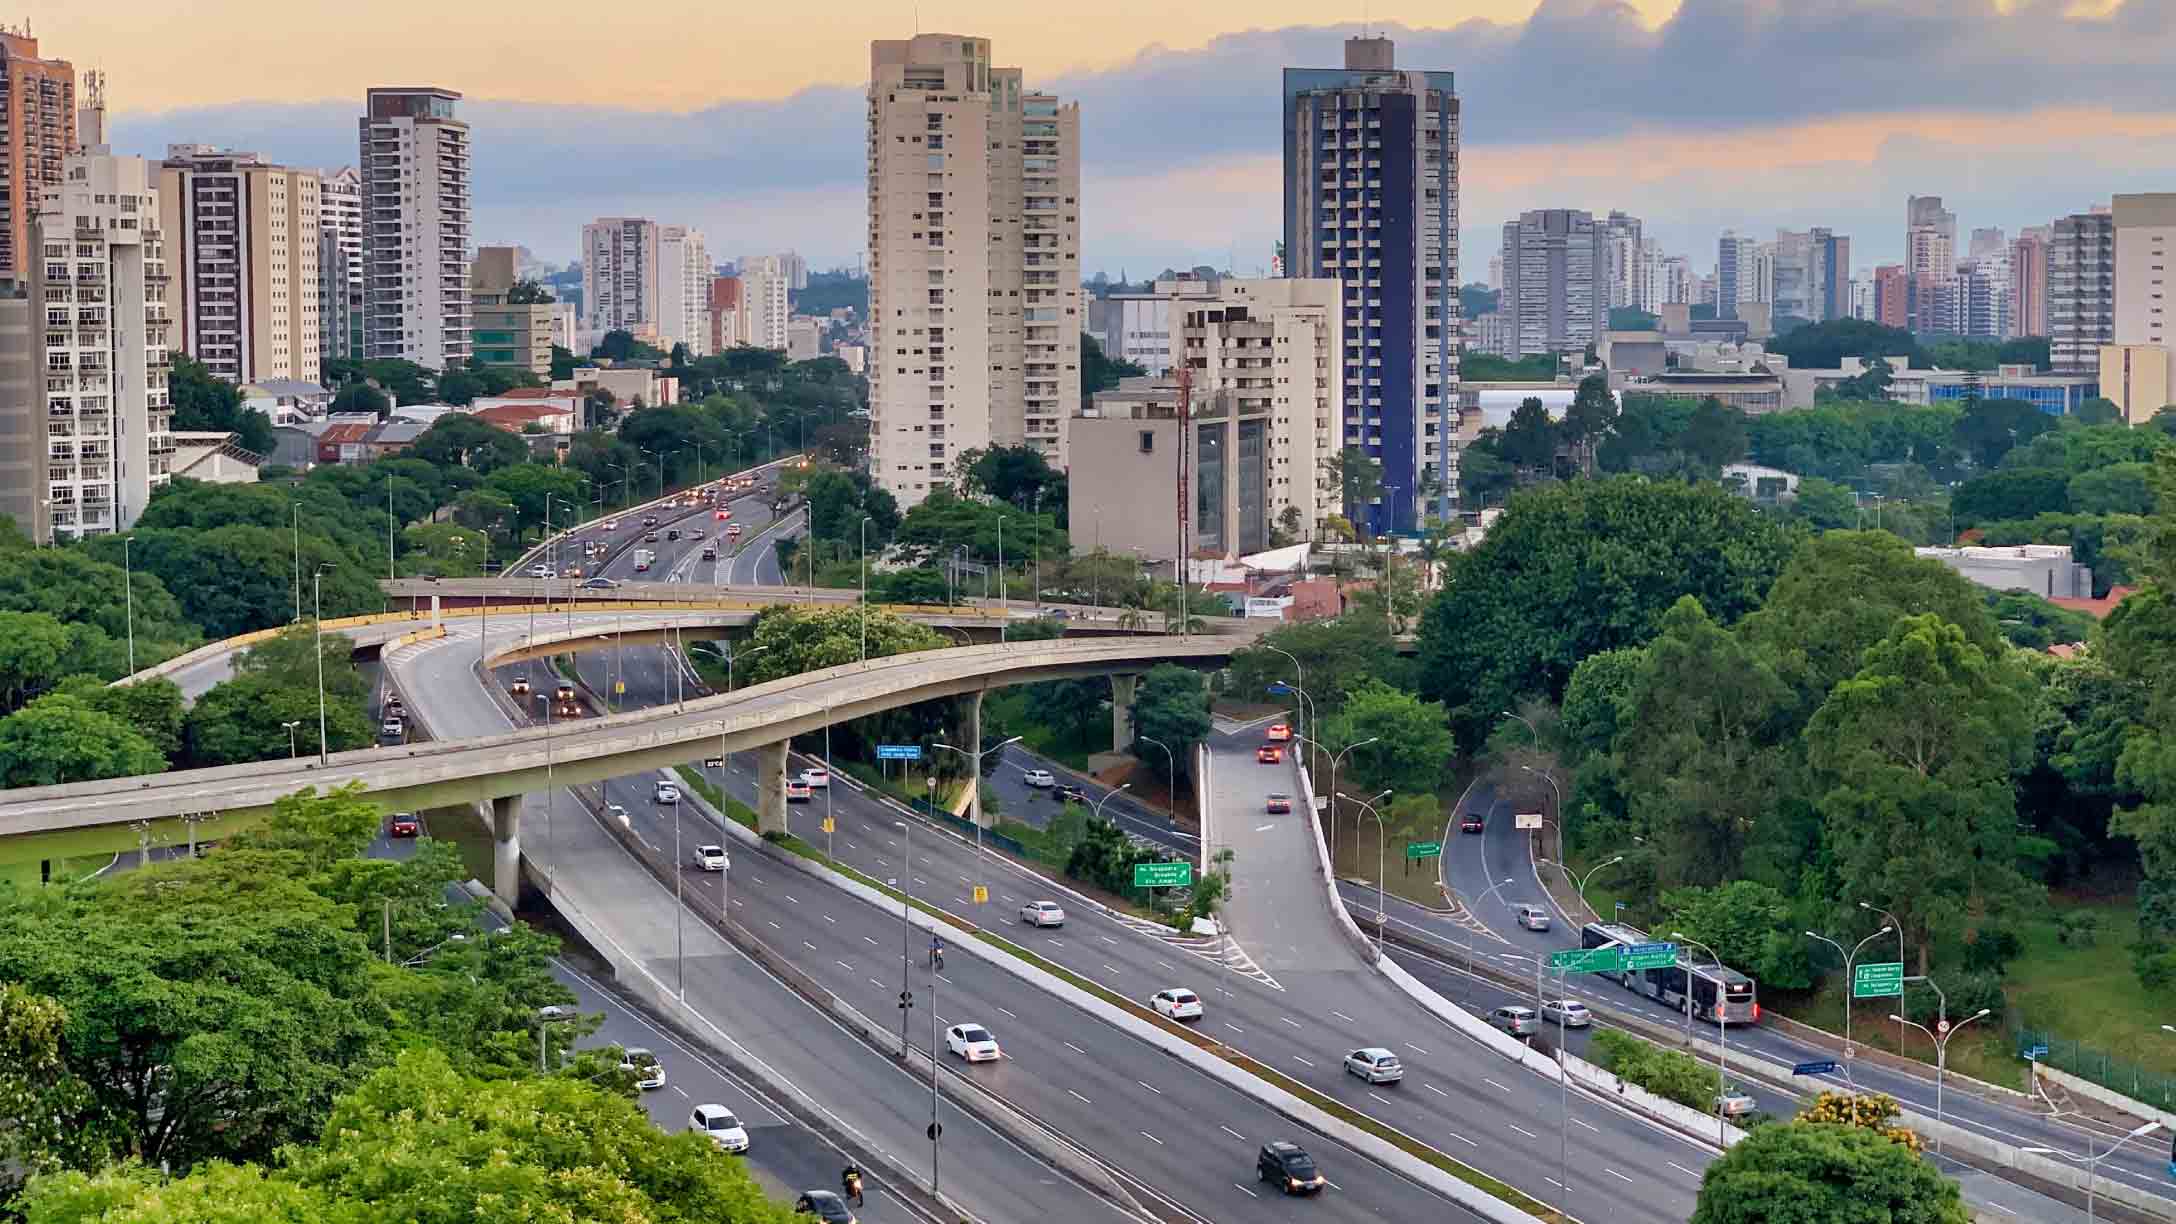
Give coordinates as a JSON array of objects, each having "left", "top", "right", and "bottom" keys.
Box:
[{"left": 103, "top": 1, "right": 2176, "bottom": 270}]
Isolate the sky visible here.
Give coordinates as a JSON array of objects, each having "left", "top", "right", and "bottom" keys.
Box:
[{"left": 29, "top": 0, "right": 2176, "bottom": 280}]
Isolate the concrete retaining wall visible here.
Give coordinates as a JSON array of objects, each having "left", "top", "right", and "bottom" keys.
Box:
[
  {"left": 1291, "top": 752, "right": 1380, "bottom": 967},
  {"left": 700, "top": 777, "right": 1547, "bottom": 1223},
  {"left": 1900, "top": 1102, "right": 2176, "bottom": 1221},
  {"left": 2036, "top": 1063, "right": 2176, "bottom": 1133}
]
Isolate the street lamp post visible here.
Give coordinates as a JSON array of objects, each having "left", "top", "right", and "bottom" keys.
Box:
[
  {"left": 121, "top": 536, "right": 135, "bottom": 675},
  {"left": 1463, "top": 876, "right": 1518, "bottom": 1002},
  {"left": 1340, "top": 789, "right": 1394, "bottom": 955},
  {"left": 2023, "top": 1121, "right": 2162, "bottom": 1224},
  {"left": 1674, "top": 932, "right": 1732, "bottom": 1147},
  {"left": 291, "top": 504, "right": 302, "bottom": 622},
  {"left": 896, "top": 819, "right": 916, "bottom": 1056},
  {"left": 859, "top": 516, "right": 873, "bottom": 663},
  {"left": 1521, "top": 764, "right": 1565, "bottom": 875},
  {"left": 1537, "top": 854, "right": 1624, "bottom": 928},
  {"left": 1805, "top": 924, "right": 1893, "bottom": 1090},
  {"left": 1092, "top": 783, "right": 1134, "bottom": 824},
  {"left": 313, "top": 562, "right": 336, "bottom": 764},
  {"left": 996, "top": 516, "right": 1007, "bottom": 642},
  {"left": 1890, "top": 999, "right": 1991, "bottom": 1153},
  {"left": 934, "top": 734, "right": 1025, "bottom": 882},
  {"left": 281, "top": 720, "right": 302, "bottom": 759},
  {"left": 1299, "top": 733, "right": 1377, "bottom": 869},
  {"left": 1137, "top": 735, "right": 1176, "bottom": 819}
]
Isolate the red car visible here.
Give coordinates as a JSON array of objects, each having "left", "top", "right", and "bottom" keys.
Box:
[
  {"left": 1460, "top": 814, "right": 1485, "bottom": 834},
  {"left": 388, "top": 813, "right": 421, "bottom": 838},
  {"left": 1257, "top": 745, "right": 1284, "bottom": 764},
  {"left": 1266, "top": 793, "right": 1292, "bottom": 814},
  {"left": 1265, "top": 723, "right": 1292, "bottom": 742},
  {"left": 714, "top": 509, "right": 731, "bottom": 521}
]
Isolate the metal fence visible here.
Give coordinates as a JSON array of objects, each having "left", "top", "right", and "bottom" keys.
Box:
[{"left": 2014, "top": 1021, "right": 2176, "bottom": 1112}]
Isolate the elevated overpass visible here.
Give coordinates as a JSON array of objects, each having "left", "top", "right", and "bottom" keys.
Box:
[{"left": 20, "top": 635, "right": 1236, "bottom": 901}]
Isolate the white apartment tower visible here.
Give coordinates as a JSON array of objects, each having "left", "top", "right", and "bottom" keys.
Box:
[
  {"left": 582, "top": 216, "right": 658, "bottom": 339},
  {"left": 740, "top": 254, "right": 791, "bottom": 350},
  {"left": 2113, "top": 193, "right": 2176, "bottom": 350},
  {"left": 16, "top": 99, "right": 173, "bottom": 542},
  {"left": 867, "top": 33, "right": 1080, "bottom": 506},
  {"left": 657, "top": 225, "right": 710, "bottom": 356},
  {"left": 157, "top": 145, "right": 321, "bottom": 385},
  {"left": 358, "top": 87, "right": 471, "bottom": 371},
  {"left": 318, "top": 165, "right": 362, "bottom": 360}
]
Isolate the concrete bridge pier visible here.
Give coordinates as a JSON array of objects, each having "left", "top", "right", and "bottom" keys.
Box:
[
  {"left": 1111, "top": 672, "right": 1139, "bottom": 753},
  {"left": 491, "top": 793, "right": 522, "bottom": 906},
  {"left": 964, "top": 690, "right": 992, "bottom": 829},
  {"left": 756, "top": 740, "right": 790, "bottom": 835}
]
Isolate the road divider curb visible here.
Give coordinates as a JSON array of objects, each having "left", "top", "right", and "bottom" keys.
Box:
[
  {"left": 1289, "top": 753, "right": 1380, "bottom": 967},
  {"left": 703, "top": 775, "right": 1558, "bottom": 1224}
]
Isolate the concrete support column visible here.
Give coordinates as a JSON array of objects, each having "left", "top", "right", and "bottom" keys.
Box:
[
  {"left": 490, "top": 792, "right": 521, "bottom": 906},
  {"left": 430, "top": 592, "right": 441, "bottom": 630},
  {"left": 756, "top": 740, "right": 790, "bottom": 835},
  {"left": 966, "top": 690, "right": 989, "bottom": 829},
  {"left": 1111, "top": 673, "right": 1139, "bottom": 754}
]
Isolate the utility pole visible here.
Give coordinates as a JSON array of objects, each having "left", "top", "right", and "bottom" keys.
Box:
[{"left": 1174, "top": 360, "right": 1191, "bottom": 637}]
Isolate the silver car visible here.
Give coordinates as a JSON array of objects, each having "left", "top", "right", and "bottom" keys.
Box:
[
  {"left": 1539, "top": 999, "right": 1591, "bottom": 1028},
  {"left": 1716, "top": 1087, "right": 1758, "bottom": 1117},
  {"left": 1516, "top": 904, "right": 1552, "bottom": 932},
  {"left": 1343, "top": 1047, "right": 1404, "bottom": 1084},
  {"left": 1489, "top": 1005, "right": 1541, "bottom": 1038}
]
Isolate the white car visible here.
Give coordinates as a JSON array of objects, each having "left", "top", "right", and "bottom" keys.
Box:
[
  {"left": 619, "top": 1047, "right": 666, "bottom": 1090},
  {"left": 690, "top": 1103, "right": 749, "bottom": 1152},
  {"left": 1021, "top": 769, "right": 1056, "bottom": 788},
  {"left": 1150, "top": 988, "right": 1204, "bottom": 1021},
  {"left": 798, "top": 767, "right": 830, "bottom": 789},
  {"left": 693, "top": 844, "right": 728, "bottom": 871},
  {"left": 946, "top": 1023, "right": 1001, "bottom": 1063},
  {"left": 1343, "top": 1047, "right": 1404, "bottom": 1085},
  {"left": 653, "top": 780, "right": 681, "bottom": 804},
  {"left": 602, "top": 518, "right": 620, "bottom": 530},
  {"left": 1716, "top": 1087, "right": 1758, "bottom": 1117},
  {"left": 1020, "top": 900, "right": 1066, "bottom": 928},
  {"left": 1540, "top": 999, "right": 1591, "bottom": 1028},
  {"left": 526, "top": 563, "right": 551, "bottom": 578}
]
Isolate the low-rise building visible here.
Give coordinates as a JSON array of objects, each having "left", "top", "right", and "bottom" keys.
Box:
[
  {"left": 1067, "top": 378, "right": 1270, "bottom": 572},
  {"left": 472, "top": 401, "right": 578, "bottom": 434},
  {"left": 241, "top": 378, "right": 331, "bottom": 424},
  {"left": 559, "top": 365, "right": 678, "bottom": 410},
  {"left": 1916, "top": 544, "right": 2093, "bottom": 600},
  {"left": 1635, "top": 369, "right": 1784, "bottom": 413},
  {"left": 1922, "top": 364, "right": 2099, "bottom": 416},
  {"left": 168, "top": 432, "right": 264, "bottom": 483}
]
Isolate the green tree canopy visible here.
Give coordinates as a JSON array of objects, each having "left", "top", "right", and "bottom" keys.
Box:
[
  {"left": 1319, "top": 679, "right": 1455, "bottom": 798},
  {"left": 1658, "top": 879, "right": 1814, "bottom": 989},
  {"left": 408, "top": 414, "right": 529, "bottom": 474},
  {"left": 741, "top": 604, "right": 944, "bottom": 685},
  {"left": 1414, "top": 476, "right": 1793, "bottom": 744},
  {"left": 1690, "top": 1122, "right": 1967, "bottom": 1224},
  {"left": 39, "top": 676, "right": 185, "bottom": 759},
  {"left": 0, "top": 695, "right": 166, "bottom": 786},
  {"left": 167, "top": 354, "right": 274, "bottom": 454},
  {"left": 1224, "top": 612, "right": 1402, "bottom": 721},
  {"left": 183, "top": 673, "right": 374, "bottom": 767},
  {"left": 1130, "top": 663, "right": 1212, "bottom": 783}
]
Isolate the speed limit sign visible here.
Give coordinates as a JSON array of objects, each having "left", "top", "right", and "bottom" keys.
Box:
[{"left": 1938, "top": 1019, "right": 1950, "bottom": 1035}]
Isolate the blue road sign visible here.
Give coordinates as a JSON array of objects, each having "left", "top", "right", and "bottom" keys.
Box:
[
  {"left": 876, "top": 744, "right": 923, "bottom": 761},
  {"left": 1792, "top": 1060, "right": 1841, "bottom": 1077},
  {"left": 1267, "top": 683, "right": 1293, "bottom": 694}
]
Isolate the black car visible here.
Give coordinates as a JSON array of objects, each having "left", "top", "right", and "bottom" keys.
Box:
[
  {"left": 641, "top": 515, "right": 659, "bottom": 528},
  {"left": 667, "top": 529, "right": 681, "bottom": 541},
  {"left": 1051, "top": 784, "right": 1087, "bottom": 804},
  {"left": 1258, "top": 1141, "right": 1326, "bottom": 1194},
  {"left": 793, "top": 1190, "right": 856, "bottom": 1222},
  {"left": 579, "top": 577, "right": 621, "bottom": 589}
]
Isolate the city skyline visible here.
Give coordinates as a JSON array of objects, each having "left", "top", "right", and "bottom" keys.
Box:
[{"left": 52, "top": 1, "right": 2176, "bottom": 276}]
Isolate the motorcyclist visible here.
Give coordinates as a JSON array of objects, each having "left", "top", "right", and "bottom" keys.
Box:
[
  {"left": 930, "top": 935, "right": 945, "bottom": 970},
  {"left": 841, "top": 1165, "right": 864, "bottom": 1207}
]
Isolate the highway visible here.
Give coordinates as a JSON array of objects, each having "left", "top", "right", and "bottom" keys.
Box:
[
  {"left": 392, "top": 623, "right": 1494, "bottom": 1221},
  {"left": 1427, "top": 779, "right": 2135, "bottom": 1221}
]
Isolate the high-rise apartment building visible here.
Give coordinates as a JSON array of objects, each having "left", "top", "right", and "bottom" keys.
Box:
[
  {"left": 358, "top": 87, "right": 471, "bottom": 371},
  {"left": 7, "top": 101, "right": 173, "bottom": 543},
  {"left": 1810, "top": 228, "right": 1851, "bottom": 322},
  {"left": 1660, "top": 254, "right": 1694, "bottom": 306},
  {"left": 318, "top": 165, "right": 362, "bottom": 361},
  {"left": 1282, "top": 35, "right": 1457, "bottom": 533},
  {"left": 2010, "top": 227, "right": 2050, "bottom": 339},
  {"left": 709, "top": 275, "right": 741, "bottom": 351},
  {"left": 157, "top": 145, "right": 321, "bottom": 385},
  {"left": 1872, "top": 264, "right": 1911, "bottom": 330},
  {"left": 1716, "top": 231, "right": 1760, "bottom": 319},
  {"left": 2113, "top": 193, "right": 2176, "bottom": 351},
  {"left": 740, "top": 254, "right": 791, "bottom": 351},
  {"left": 2049, "top": 210, "right": 2115, "bottom": 375},
  {"left": 1500, "top": 209, "right": 1605, "bottom": 358},
  {"left": 1599, "top": 211, "right": 1642, "bottom": 313},
  {"left": 1907, "top": 195, "right": 1956, "bottom": 282},
  {"left": 0, "top": 29, "right": 74, "bottom": 282},
  {"left": 1771, "top": 230, "right": 1814, "bottom": 323},
  {"left": 657, "top": 225, "right": 710, "bottom": 356},
  {"left": 582, "top": 217, "right": 659, "bottom": 340},
  {"left": 867, "top": 33, "right": 1082, "bottom": 505}
]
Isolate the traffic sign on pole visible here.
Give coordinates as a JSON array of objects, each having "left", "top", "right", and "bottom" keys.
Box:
[
  {"left": 1625, "top": 941, "right": 1678, "bottom": 971},
  {"left": 1133, "top": 861, "right": 1193, "bottom": 889},
  {"left": 1515, "top": 812, "right": 1545, "bottom": 830},
  {"left": 1793, "top": 1059, "right": 1841, "bottom": 1076},
  {"left": 1548, "top": 947, "right": 1624, "bottom": 974},
  {"left": 1405, "top": 841, "right": 1443, "bottom": 861},
  {"left": 1853, "top": 961, "right": 1904, "bottom": 999},
  {"left": 877, "top": 744, "right": 923, "bottom": 761}
]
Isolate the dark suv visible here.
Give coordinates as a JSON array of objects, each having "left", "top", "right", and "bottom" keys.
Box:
[{"left": 1257, "top": 1141, "right": 1326, "bottom": 1195}]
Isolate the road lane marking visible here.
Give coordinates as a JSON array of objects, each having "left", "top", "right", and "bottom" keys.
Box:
[
  {"left": 1156, "top": 960, "right": 1173, "bottom": 970},
  {"left": 1331, "top": 1010, "right": 1357, "bottom": 1024},
  {"left": 835, "top": 961, "right": 853, "bottom": 972},
  {"left": 1404, "top": 1042, "right": 1429, "bottom": 1055},
  {"left": 1292, "top": 1055, "right": 1315, "bottom": 1067},
  {"left": 1572, "top": 1117, "right": 1599, "bottom": 1133},
  {"left": 1606, "top": 1169, "right": 1634, "bottom": 1184},
  {"left": 1234, "top": 1184, "right": 1257, "bottom": 1198},
  {"left": 1138, "top": 1080, "right": 1162, "bottom": 1095},
  {"left": 1064, "top": 1041, "right": 1087, "bottom": 1054},
  {"left": 1069, "top": 1089, "right": 1092, "bottom": 1104},
  {"left": 1225, "top": 1023, "right": 1245, "bottom": 1034},
  {"left": 1140, "top": 1131, "right": 1163, "bottom": 1145},
  {"left": 1369, "top": 1092, "right": 1396, "bottom": 1107},
  {"left": 1444, "top": 1131, "right": 1478, "bottom": 1147},
  {"left": 1220, "top": 1125, "right": 1246, "bottom": 1141},
  {"left": 1667, "top": 1162, "right": 1700, "bottom": 1178},
  {"left": 1484, "top": 1078, "right": 1511, "bottom": 1093},
  {"left": 822, "top": 914, "right": 836, "bottom": 923},
  {"left": 1425, "top": 1083, "right": 1449, "bottom": 1097},
  {"left": 997, "top": 1006, "right": 1016, "bottom": 1018},
  {"left": 1510, "top": 1124, "right": 1536, "bottom": 1138},
  {"left": 1099, "top": 936, "right": 1118, "bottom": 946},
  {"left": 1279, "top": 1016, "right": 1301, "bottom": 1029},
  {"left": 863, "top": 936, "right": 878, "bottom": 946},
  {"left": 1254, "top": 823, "right": 1275, "bottom": 832},
  {"left": 803, "top": 941, "right": 817, "bottom": 951}
]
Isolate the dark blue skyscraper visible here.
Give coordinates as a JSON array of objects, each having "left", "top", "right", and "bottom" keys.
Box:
[{"left": 1282, "top": 36, "right": 1458, "bottom": 534}]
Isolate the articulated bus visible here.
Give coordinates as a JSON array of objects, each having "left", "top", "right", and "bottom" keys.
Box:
[{"left": 1581, "top": 921, "right": 1760, "bottom": 1026}]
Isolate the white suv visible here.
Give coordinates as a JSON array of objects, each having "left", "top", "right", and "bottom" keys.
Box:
[
  {"left": 1021, "top": 769, "right": 1056, "bottom": 788},
  {"left": 690, "top": 1103, "right": 749, "bottom": 1152},
  {"left": 653, "top": 780, "right": 681, "bottom": 804},
  {"left": 798, "top": 767, "right": 830, "bottom": 789},
  {"left": 692, "top": 845, "right": 728, "bottom": 871},
  {"left": 1020, "top": 900, "right": 1066, "bottom": 928}
]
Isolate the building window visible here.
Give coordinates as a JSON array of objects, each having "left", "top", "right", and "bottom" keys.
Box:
[{"left": 1138, "top": 430, "right": 1155, "bottom": 455}]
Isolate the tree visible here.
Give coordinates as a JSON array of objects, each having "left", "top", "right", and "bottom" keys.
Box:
[
  {"left": 1765, "top": 318, "right": 1921, "bottom": 370},
  {"left": 1951, "top": 468, "right": 2070, "bottom": 524},
  {"left": 1325, "top": 446, "right": 1386, "bottom": 519},
  {"left": 183, "top": 673, "right": 375, "bottom": 767},
  {"left": 233, "top": 623, "right": 370, "bottom": 703},
  {"left": 2075, "top": 396, "right": 2124, "bottom": 426},
  {"left": 506, "top": 278, "right": 553, "bottom": 305},
  {"left": 1080, "top": 332, "right": 1146, "bottom": 399},
  {"left": 1690, "top": 1122, "right": 1966, "bottom": 1224},
  {"left": 482, "top": 464, "right": 587, "bottom": 536},
  {"left": 1498, "top": 397, "right": 1559, "bottom": 472},
  {"left": 0, "top": 695, "right": 166, "bottom": 785},
  {"left": 167, "top": 354, "right": 274, "bottom": 455},
  {"left": 329, "top": 381, "right": 391, "bottom": 418},
  {"left": 1560, "top": 373, "right": 1618, "bottom": 476},
  {"left": 1319, "top": 679, "right": 1455, "bottom": 797},
  {"left": 1559, "top": 646, "right": 1645, "bottom": 762},
  {"left": 967, "top": 445, "right": 1067, "bottom": 515},
  {"left": 1658, "top": 880, "right": 1814, "bottom": 989},
  {"left": 39, "top": 676, "right": 185, "bottom": 759},
  {"left": 1954, "top": 395, "right": 2057, "bottom": 469},
  {"left": 549, "top": 344, "right": 579, "bottom": 381},
  {"left": 0, "top": 544, "right": 197, "bottom": 675},
  {"left": 2067, "top": 461, "right": 2158, "bottom": 517},
  {"left": 1414, "top": 477, "right": 1793, "bottom": 744},
  {"left": 436, "top": 368, "right": 485, "bottom": 406},
  {"left": 1617, "top": 597, "right": 1792, "bottom": 886},
  {"left": 0, "top": 609, "right": 74, "bottom": 711},
  {"left": 1130, "top": 664, "right": 1212, "bottom": 783},
  {"left": 741, "top": 604, "right": 944, "bottom": 685},
  {"left": 1806, "top": 615, "right": 2038, "bottom": 972},
  {"left": 1682, "top": 397, "right": 1749, "bottom": 473},
  {"left": 590, "top": 329, "right": 665, "bottom": 363},
  {"left": 409, "top": 414, "right": 529, "bottom": 474}
]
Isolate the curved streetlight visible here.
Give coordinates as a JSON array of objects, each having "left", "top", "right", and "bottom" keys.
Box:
[
  {"left": 1520, "top": 764, "right": 1564, "bottom": 869},
  {"left": 1805, "top": 924, "right": 1892, "bottom": 1089},
  {"left": 1459, "top": 876, "right": 1519, "bottom": 999},
  {"left": 932, "top": 735, "right": 1024, "bottom": 875},
  {"left": 1537, "top": 853, "right": 1624, "bottom": 929},
  {"left": 1859, "top": 900, "right": 1907, "bottom": 1055},
  {"left": 1673, "top": 931, "right": 1732, "bottom": 1148},
  {"left": 1339, "top": 789, "right": 1394, "bottom": 955},
  {"left": 1092, "top": 782, "right": 1134, "bottom": 824},
  {"left": 1299, "top": 733, "right": 1377, "bottom": 867},
  {"left": 313, "top": 562, "right": 337, "bottom": 764},
  {"left": 2022, "top": 1120, "right": 2161, "bottom": 1224},
  {"left": 1891, "top": 1003, "right": 1991, "bottom": 1154}
]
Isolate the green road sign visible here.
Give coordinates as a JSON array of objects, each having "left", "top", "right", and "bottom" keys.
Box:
[
  {"left": 1625, "top": 941, "right": 1679, "bottom": 971},
  {"left": 1405, "top": 841, "right": 1443, "bottom": 861},
  {"left": 1133, "top": 861, "right": 1193, "bottom": 889},
  {"left": 1548, "top": 947, "right": 1624, "bottom": 974},
  {"left": 1853, "top": 961, "right": 1904, "bottom": 999}
]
